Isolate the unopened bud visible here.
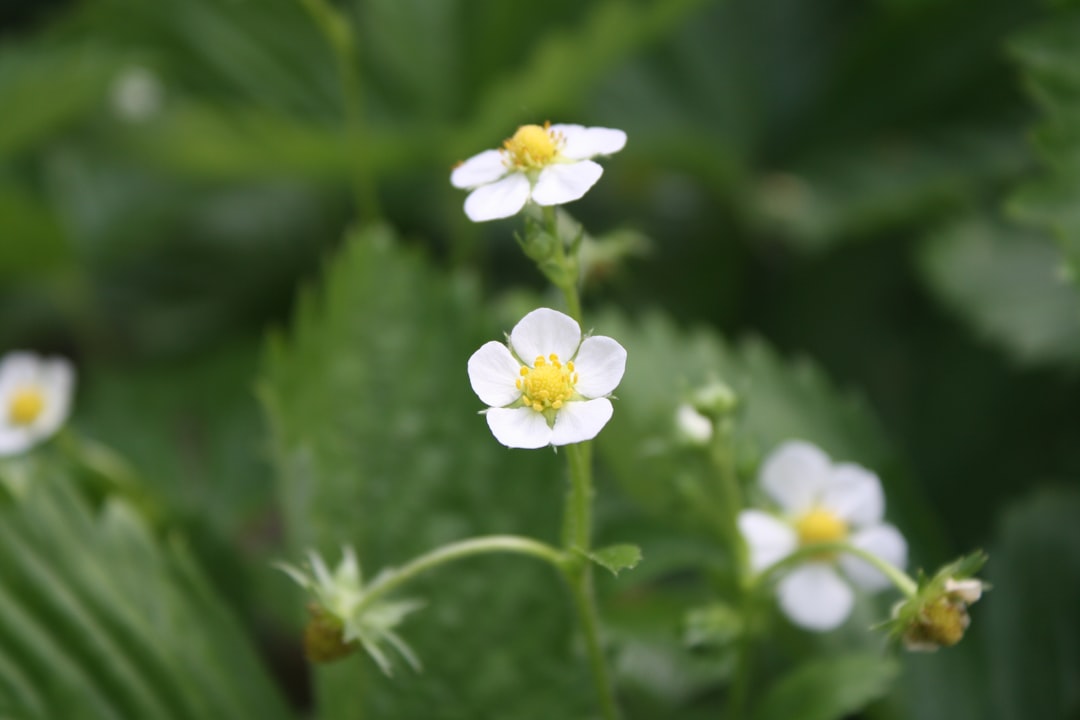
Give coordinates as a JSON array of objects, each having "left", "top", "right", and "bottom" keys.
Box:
[{"left": 691, "top": 382, "right": 737, "bottom": 417}]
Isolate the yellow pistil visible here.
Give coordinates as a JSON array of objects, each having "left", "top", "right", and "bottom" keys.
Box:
[
  {"left": 795, "top": 507, "right": 848, "bottom": 546},
  {"left": 515, "top": 354, "right": 578, "bottom": 413},
  {"left": 8, "top": 387, "right": 45, "bottom": 426},
  {"left": 503, "top": 123, "right": 559, "bottom": 169}
]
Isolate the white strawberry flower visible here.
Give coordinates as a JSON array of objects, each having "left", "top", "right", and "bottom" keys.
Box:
[
  {"left": 738, "top": 441, "right": 908, "bottom": 631},
  {"left": 0, "top": 351, "right": 75, "bottom": 456},
  {"left": 451, "top": 122, "right": 626, "bottom": 222},
  {"left": 467, "top": 308, "right": 626, "bottom": 449}
]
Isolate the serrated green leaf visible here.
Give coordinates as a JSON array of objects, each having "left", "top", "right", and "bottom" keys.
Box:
[
  {"left": 753, "top": 653, "right": 899, "bottom": 720},
  {"left": 584, "top": 544, "right": 642, "bottom": 577},
  {"left": 261, "top": 225, "right": 595, "bottom": 718},
  {"left": 1009, "top": 12, "right": 1080, "bottom": 278},
  {"left": 918, "top": 215, "right": 1080, "bottom": 367},
  {"left": 593, "top": 310, "right": 895, "bottom": 530},
  {"left": 0, "top": 466, "right": 291, "bottom": 720}
]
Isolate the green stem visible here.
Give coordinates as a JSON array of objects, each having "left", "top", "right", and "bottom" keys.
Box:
[
  {"left": 543, "top": 206, "right": 583, "bottom": 322},
  {"left": 299, "top": 0, "right": 380, "bottom": 220},
  {"left": 358, "top": 535, "right": 567, "bottom": 611},
  {"left": 563, "top": 442, "right": 593, "bottom": 550},
  {"left": 757, "top": 541, "right": 918, "bottom": 597},
  {"left": 560, "top": 440, "right": 620, "bottom": 720},
  {"left": 708, "top": 418, "right": 746, "bottom": 575}
]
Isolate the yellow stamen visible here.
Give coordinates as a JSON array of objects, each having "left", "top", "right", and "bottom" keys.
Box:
[
  {"left": 517, "top": 353, "right": 577, "bottom": 413},
  {"left": 795, "top": 508, "right": 848, "bottom": 546},
  {"left": 503, "top": 123, "right": 559, "bottom": 169},
  {"left": 9, "top": 387, "right": 45, "bottom": 426}
]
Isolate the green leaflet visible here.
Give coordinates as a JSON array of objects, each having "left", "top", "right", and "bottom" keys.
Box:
[
  {"left": 0, "top": 465, "right": 292, "bottom": 720},
  {"left": 918, "top": 214, "right": 1080, "bottom": 367}
]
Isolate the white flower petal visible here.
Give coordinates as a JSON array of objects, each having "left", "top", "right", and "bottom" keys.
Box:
[
  {"left": 675, "top": 403, "right": 712, "bottom": 444},
  {"left": 450, "top": 149, "right": 508, "bottom": 189},
  {"left": 738, "top": 510, "right": 797, "bottom": 573},
  {"left": 33, "top": 358, "right": 74, "bottom": 434},
  {"left": 463, "top": 173, "right": 530, "bottom": 222},
  {"left": 820, "top": 462, "right": 884, "bottom": 528},
  {"left": 777, "top": 563, "right": 855, "bottom": 631},
  {"left": 760, "top": 440, "right": 832, "bottom": 515},
  {"left": 552, "top": 125, "right": 627, "bottom": 159},
  {"left": 468, "top": 341, "right": 523, "bottom": 408},
  {"left": 509, "top": 308, "right": 581, "bottom": 366},
  {"left": 485, "top": 407, "right": 552, "bottom": 449},
  {"left": 0, "top": 352, "right": 40, "bottom": 392},
  {"left": 571, "top": 336, "right": 626, "bottom": 398},
  {"left": 0, "top": 427, "right": 34, "bottom": 456},
  {"left": 531, "top": 161, "right": 603, "bottom": 206},
  {"left": 549, "top": 398, "right": 613, "bottom": 446},
  {"left": 840, "top": 524, "right": 908, "bottom": 591}
]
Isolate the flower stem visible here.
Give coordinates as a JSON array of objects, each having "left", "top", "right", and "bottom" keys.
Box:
[
  {"left": 543, "top": 206, "right": 583, "bottom": 322},
  {"left": 757, "top": 541, "right": 918, "bottom": 597},
  {"left": 358, "top": 535, "right": 567, "bottom": 610},
  {"left": 561, "top": 441, "right": 620, "bottom": 720}
]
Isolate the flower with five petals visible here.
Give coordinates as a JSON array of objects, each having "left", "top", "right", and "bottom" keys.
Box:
[
  {"left": 738, "top": 441, "right": 908, "bottom": 631},
  {"left": 451, "top": 123, "right": 626, "bottom": 222},
  {"left": 467, "top": 308, "right": 626, "bottom": 449}
]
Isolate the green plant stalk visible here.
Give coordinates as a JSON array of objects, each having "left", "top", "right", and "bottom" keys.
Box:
[
  {"left": 758, "top": 541, "right": 918, "bottom": 597},
  {"left": 562, "top": 441, "right": 620, "bottom": 720},
  {"left": 357, "top": 535, "right": 567, "bottom": 611},
  {"left": 299, "top": 0, "right": 380, "bottom": 221},
  {"left": 543, "top": 206, "right": 583, "bottom": 322}
]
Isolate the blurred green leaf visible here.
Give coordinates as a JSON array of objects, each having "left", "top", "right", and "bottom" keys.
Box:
[
  {"left": 748, "top": 125, "right": 1028, "bottom": 252},
  {"left": 981, "top": 486, "right": 1080, "bottom": 720},
  {"left": 594, "top": 310, "right": 895, "bottom": 528},
  {"left": 918, "top": 215, "right": 1080, "bottom": 366},
  {"left": 753, "top": 653, "right": 899, "bottom": 720},
  {"left": 262, "top": 225, "right": 597, "bottom": 718},
  {"left": 0, "top": 42, "right": 116, "bottom": 158},
  {"left": 460, "top": 0, "right": 710, "bottom": 151},
  {"left": 1008, "top": 12, "right": 1080, "bottom": 277},
  {"left": 584, "top": 544, "right": 643, "bottom": 577},
  {"left": 0, "top": 177, "right": 69, "bottom": 277},
  {"left": 0, "top": 466, "right": 292, "bottom": 720}
]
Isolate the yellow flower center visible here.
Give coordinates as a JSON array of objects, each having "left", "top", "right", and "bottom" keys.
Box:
[
  {"left": 503, "top": 124, "right": 559, "bottom": 169},
  {"left": 795, "top": 508, "right": 848, "bottom": 546},
  {"left": 516, "top": 354, "right": 578, "bottom": 412},
  {"left": 9, "top": 387, "right": 45, "bottom": 426}
]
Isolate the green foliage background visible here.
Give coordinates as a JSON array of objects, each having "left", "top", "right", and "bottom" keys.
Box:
[{"left": 1, "top": 0, "right": 1079, "bottom": 718}]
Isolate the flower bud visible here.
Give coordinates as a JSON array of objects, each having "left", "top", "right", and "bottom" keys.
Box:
[{"left": 691, "top": 381, "right": 738, "bottom": 417}]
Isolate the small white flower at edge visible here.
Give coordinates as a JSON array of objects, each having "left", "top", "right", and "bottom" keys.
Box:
[
  {"left": 0, "top": 351, "right": 75, "bottom": 457},
  {"left": 468, "top": 308, "right": 627, "bottom": 449},
  {"left": 737, "top": 440, "right": 908, "bottom": 631},
  {"left": 450, "top": 123, "right": 627, "bottom": 222}
]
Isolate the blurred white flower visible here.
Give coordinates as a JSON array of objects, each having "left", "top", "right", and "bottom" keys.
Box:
[
  {"left": 0, "top": 351, "right": 75, "bottom": 456},
  {"left": 109, "top": 66, "right": 164, "bottom": 123},
  {"left": 675, "top": 403, "right": 713, "bottom": 445},
  {"left": 468, "top": 308, "right": 626, "bottom": 449},
  {"left": 451, "top": 123, "right": 626, "bottom": 222},
  {"left": 738, "top": 440, "right": 907, "bottom": 631}
]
